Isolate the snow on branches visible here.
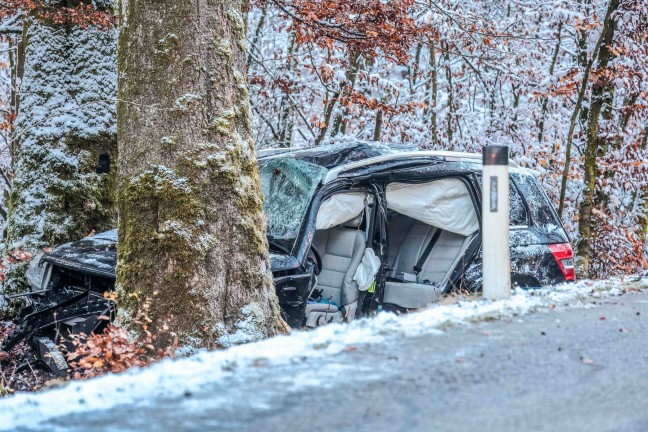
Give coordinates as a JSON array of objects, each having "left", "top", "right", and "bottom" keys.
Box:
[
  {"left": 259, "top": 0, "right": 428, "bottom": 64},
  {"left": 248, "top": 0, "right": 648, "bottom": 277},
  {"left": 0, "top": 1, "right": 115, "bottom": 29}
]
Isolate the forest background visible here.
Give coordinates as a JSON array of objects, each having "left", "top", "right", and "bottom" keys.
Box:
[{"left": 0, "top": 0, "right": 647, "bottom": 283}]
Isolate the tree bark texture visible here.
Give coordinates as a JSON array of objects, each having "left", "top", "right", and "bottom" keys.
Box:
[
  {"left": 576, "top": 0, "right": 619, "bottom": 277},
  {"left": 117, "top": 0, "right": 284, "bottom": 349},
  {"left": 443, "top": 46, "right": 454, "bottom": 144},
  {"left": 427, "top": 41, "right": 439, "bottom": 145},
  {"left": 558, "top": 0, "right": 617, "bottom": 217}
]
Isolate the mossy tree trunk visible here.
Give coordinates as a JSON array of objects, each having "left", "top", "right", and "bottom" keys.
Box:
[
  {"left": 117, "top": 0, "right": 284, "bottom": 349},
  {"left": 576, "top": 0, "right": 619, "bottom": 277},
  {"left": 638, "top": 127, "right": 648, "bottom": 246},
  {"left": 4, "top": 2, "right": 118, "bottom": 304}
]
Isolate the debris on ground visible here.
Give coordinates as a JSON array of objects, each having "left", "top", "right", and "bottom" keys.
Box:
[{"left": 0, "top": 322, "right": 52, "bottom": 394}]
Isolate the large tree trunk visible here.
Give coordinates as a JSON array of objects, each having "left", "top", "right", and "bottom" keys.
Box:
[
  {"left": 117, "top": 0, "right": 284, "bottom": 349},
  {"left": 4, "top": 6, "right": 117, "bottom": 303},
  {"left": 576, "top": 0, "right": 619, "bottom": 277}
]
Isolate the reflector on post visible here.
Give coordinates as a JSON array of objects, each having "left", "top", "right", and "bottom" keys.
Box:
[{"left": 482, "top": 145, "right": 511, "bottom": 299}]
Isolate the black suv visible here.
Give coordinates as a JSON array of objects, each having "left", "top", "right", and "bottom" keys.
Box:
[{"left": 4, "top": 143, "right": 574, "bottom": 372}]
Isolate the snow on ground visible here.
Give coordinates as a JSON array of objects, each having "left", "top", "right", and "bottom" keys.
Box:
[{"left": 0, "top": 277, "right": 644, "bottom": 430}]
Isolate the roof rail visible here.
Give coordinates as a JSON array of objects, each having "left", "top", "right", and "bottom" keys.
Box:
[{"left": 323, "top": 150, "right": 518, "bottom": 184}]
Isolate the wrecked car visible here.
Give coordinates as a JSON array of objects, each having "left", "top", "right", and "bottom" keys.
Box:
[{"left": 2, "top": 142, "right": 575, "bottom": 373}]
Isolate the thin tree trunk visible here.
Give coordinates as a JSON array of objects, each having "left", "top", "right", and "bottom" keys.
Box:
[
  {"left": 8, "top": 33, "right": 22, "bottom": 165},
  {"left": 576, "top": 0, "right": 620, "bottom": 277},
  {"left": 576, "top": 0, "right": 593, "bottom": 128},
  {"left": 538, "top": 21, "right": 563, "bottom": 145},
  {"left": 373, "top": 109, "right": 383, "bottom": 142},
  {"left": 246, "top": 5, "right": 267, "bottom": 66},
  {"left": 277, "top": 33, "right": 298, "bottom": 147},
  {"left": 117, "top": 0, "right": 284, "bottom": 348},
  {"left": 424, "top": 40, "right": 439, "bottom": 145},
  {"left": 639, "top": 126, "right": 648, "bottom": 245},
  {"left": 315, "top": 88, "right": 340, "bottom": 146},
  {"left": 331, "top": 51, "right": 361, "bottom": 138},
  {"left": 557, "top": 0, "right": 616, "bottom": 217},
  {"left": 638, "top": 189, "right": 648, "bottom": 248},
  {"left": 443, "top": 44, "right": 454, "bottom": 144},
  {"left": 406, "top": 42, "right": 422, "bottom": 94}
]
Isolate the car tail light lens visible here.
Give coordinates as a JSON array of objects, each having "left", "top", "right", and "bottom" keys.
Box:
[{"left": 548, "top": 243, "right": 576, "bottom": 281}]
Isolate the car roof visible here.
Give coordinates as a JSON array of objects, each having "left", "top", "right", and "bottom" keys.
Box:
[{"left": 258, "top": 142, "right": 520, "bottom": 184}]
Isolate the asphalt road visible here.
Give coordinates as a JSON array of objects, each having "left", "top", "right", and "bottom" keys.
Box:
[{"left": 35, "top": 292, "right": 648, "bottom": 432}]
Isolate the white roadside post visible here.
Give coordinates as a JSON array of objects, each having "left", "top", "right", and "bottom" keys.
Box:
[{"left": 482, "top": 145, "right": 511, "bottom": 300}]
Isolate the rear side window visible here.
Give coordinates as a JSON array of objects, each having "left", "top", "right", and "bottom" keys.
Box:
[
  {"left": 475, "top": 175, "right": 528, "bottom": 226},
  {"left": 514, "top": 171, "right": 563, "bottom": 229},
  {"left": 509, "top": 182, "right": 528, "bottom": 226}
]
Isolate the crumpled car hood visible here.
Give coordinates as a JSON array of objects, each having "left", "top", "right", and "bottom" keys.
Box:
[
  {"left": 42, "top": 229, "right": 298, "bottom": 279},
  {"left": 43, "top": 229, "right": 118, "bottom": 279}
]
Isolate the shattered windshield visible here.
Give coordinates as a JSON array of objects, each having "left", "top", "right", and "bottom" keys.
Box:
[{"left": 259, "top": 157, "right": 328, "bottom": 244}]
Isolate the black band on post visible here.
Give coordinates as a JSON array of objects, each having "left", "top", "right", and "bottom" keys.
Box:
[{"left": 483, "top": 145, "right": 509, "bottom": 166}]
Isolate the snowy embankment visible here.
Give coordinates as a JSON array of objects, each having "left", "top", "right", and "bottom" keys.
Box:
[{"left": 1, "top": 278, "right": 644, "bottom": 430}]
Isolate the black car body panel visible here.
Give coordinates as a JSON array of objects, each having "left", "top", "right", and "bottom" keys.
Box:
[
  {"left": 3, "top": 143, "right": 574, "bottom": 372},
  {"left": 43, "top": 229, "right": 302, "bottom": 279},
  {"left": 43, "top": 229, "right": 118, "bottom": 280}
]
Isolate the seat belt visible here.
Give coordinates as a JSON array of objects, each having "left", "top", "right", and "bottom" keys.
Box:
[
  {"left": 414, "top": 228, "right": 442, "bottom": 275},
  {"left": 355, "top": 197, "right": 372, "bottom": 320}
]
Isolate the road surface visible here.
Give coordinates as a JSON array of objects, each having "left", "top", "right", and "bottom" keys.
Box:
[{"left": 16, "top": 292, "right": 648, "bottom": 432}]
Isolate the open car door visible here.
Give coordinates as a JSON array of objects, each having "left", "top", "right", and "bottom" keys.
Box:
[{"left": 382, "top": 177, "right": 480, "bottom": 310}]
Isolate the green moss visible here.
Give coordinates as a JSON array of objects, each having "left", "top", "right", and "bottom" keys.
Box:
[
  {"left": 206, "top": 109, "right": 236, "bottom": 135},
  {"left": 226, "top": 9, "right": 246, "bottom": 40},
  {"left": 115, "top": 0, "right": 282, "bottom": 345},
  {"left": 171, "top": 93, "right": 202, "bottom": 113},
  {"left": 161, "top": 135, "right": 178, "bottom": 150},
  {"left": 116, "top": 165, "right": 212, "bottom": 340},
  {"left": 213, "top": 38, "right": 233, "bottom": 61},
  {"left": 117, "top": 150, "right": 269, "bottom": 344},
  {"left": 156, "top": 33, "right": 178, "bottom": 55}
]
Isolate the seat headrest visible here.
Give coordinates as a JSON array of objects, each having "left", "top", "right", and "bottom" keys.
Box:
[{"left": 341, "top": 213, "right": 363, "bottom": 229}]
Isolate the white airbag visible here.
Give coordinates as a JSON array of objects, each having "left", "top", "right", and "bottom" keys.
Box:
[
  {"left": 353, "top": 248, "right": 381, "bottom": 291},
  {"left": 386, "top": 179, "right": 479, "bottom": 236},
  {"left": 316, "top": 192, "right": 369, "bottom": 230}
]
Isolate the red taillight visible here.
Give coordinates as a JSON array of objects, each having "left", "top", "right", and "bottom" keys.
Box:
[{"left": 548, "top": 243, "right": 576, "bottom": 281}]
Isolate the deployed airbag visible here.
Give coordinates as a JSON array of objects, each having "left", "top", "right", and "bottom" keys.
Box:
[
  {"left": 386, "top": 179, "right": 479, "bottom": 236},
  {"left": 316, "top": 192, "right": 369, "bottom": 230},
  {"left": 353, "top": 248, "right": 381, "bottom": 291}
]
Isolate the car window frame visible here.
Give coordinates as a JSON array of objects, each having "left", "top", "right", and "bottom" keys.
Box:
[
  {"left": 293, "top": 182, "right": 379, "bottom": 270},
  {"left": 471, "top": 172, "right": 531, "bottom": 230}
]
